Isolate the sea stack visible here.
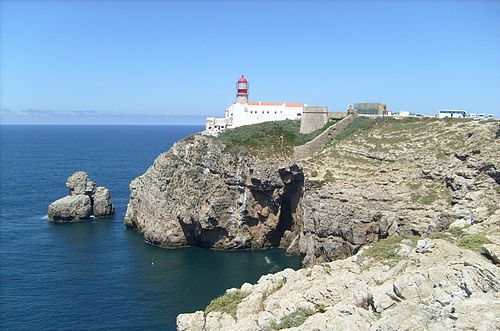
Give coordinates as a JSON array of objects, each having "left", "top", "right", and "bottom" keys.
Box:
[{"left": 48, "top": 171, "right": 115, "bottom": 221}]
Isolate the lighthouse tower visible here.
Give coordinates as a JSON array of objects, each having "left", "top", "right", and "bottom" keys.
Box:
[{"left": 236, "top": 75, "right": 249, "bottom": 104}]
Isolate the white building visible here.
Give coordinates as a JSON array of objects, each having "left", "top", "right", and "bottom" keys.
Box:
[{"left": 205, "top": 75, "right": 306, "bottom": 134}]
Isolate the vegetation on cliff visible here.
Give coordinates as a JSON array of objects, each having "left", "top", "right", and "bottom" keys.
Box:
[
  {"left": 204, "top": 290, "right": 248, "bottom": 318},
  {"left": 215, "top": 119, "right": 338, "bottom": 156}
]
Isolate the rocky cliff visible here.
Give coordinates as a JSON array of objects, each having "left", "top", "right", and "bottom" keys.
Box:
[
  {"left": 124, "top": 118, "right": 500, "bottom": 329},
  {"left": 298, "top": 118, "right": 499, "bottom": 265},
  {"left": 124, "top": 135, "right": 304, "bottom": 250},
  {"left": 125, "top": 119, "right": 499, "bottom": 266}
]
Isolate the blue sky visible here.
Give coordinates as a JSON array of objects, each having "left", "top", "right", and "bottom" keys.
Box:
[{"left": 1, "top": 0, "right": 499, "bottom": 124}]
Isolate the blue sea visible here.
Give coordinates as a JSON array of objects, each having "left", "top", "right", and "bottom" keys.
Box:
[{"left": 0, "top": 125, "right": 301, "bottom": 330}]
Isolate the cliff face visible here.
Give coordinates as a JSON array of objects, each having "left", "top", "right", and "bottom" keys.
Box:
[
  {"left": 125, "top": 119, "right": 499, "bottom": 266},
  {"left": 124, "top": 135, "right": 304, "bottom": 250},
  {"left": 298, "top": 119, "right": 500, "bottom": 265}
]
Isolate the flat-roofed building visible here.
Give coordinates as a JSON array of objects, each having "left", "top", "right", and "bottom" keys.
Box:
[{"left": 354, "top": 103, "right": 387, "bottom": 116}]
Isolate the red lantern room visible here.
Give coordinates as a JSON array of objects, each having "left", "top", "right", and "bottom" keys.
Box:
[{"left": 236, "top": 75, "right": 249, "bottom": 104}]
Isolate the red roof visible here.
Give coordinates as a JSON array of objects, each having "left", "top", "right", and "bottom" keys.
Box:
[{"left": 237, "top": 75, "right": 248, "bottom": 83}]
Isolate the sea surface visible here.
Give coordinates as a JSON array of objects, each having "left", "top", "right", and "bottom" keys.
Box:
[{"left": 0, "top": 125, "right": 301, "bottom": 330}]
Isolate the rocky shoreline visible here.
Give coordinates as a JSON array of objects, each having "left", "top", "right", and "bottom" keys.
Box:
[
  {"left": 122, "top": 118, "right": 499, "bottom": 330},
  {"left": 177, "top": 236, "right": 500, "bottom": 330}
]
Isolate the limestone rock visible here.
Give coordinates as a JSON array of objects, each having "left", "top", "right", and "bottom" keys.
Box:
[
  {"left": 66, "top": 171, "right": 95, "bottom": 195},
  {"left": 482, "top": 244, "right": 500, "bottom": 264},
  {"left": 416, "top": 238, "right": 434, "bottom": 253},
  {"left": 93, "top": 187, "right": 115, "bottom": 217},
  {"left": 177, "top": 311, "right": 204, "bottom": 331},
  {"left": 48, "top": 171, "right": 114, "bottom": 221},
  {"left": 177, "top": 240, "right": 500, "bottom": 330},
  {"left": 124, "top": 135, "right": 304, "bottom": 250},
  {"left": 48, "top": 195, "right": 92, "bottom": 221}
]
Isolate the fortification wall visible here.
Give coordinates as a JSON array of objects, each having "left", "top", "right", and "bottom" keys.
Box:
[
  {"left": 328, "top": 112, "right": 347, "bottom": 120},
  {"left": 299, "top": 106, "right": 328, "bottom": 134},
  {"left": 294, "top": 114, "right": 357, "bottom": 160}
]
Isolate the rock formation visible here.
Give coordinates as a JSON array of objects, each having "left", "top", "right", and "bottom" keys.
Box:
[
  {"left": 125, "top": 135, "right": 304, "bottom": 250},
  {"left": 177, "top": 238, "right": 500, "bottom": 330},
  {"left": 48, "top": 171, "right": 114, "bottom": 221}
]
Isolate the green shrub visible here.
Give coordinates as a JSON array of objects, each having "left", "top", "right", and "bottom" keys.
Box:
[
  {"left": 204, "top": 290, "right": 248, "bottom": 318},
  {"left": 363, "top": 236, "right": 403, "bottom": 262},
  {"left": 216, "top": 119, "right": 335, "bottom": 157},
  {"left": 272, "top": 307, "right": 315, "bottom": 330}
]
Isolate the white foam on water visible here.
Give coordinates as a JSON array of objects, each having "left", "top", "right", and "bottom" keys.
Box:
[
  {"left": 264, "top": 256, "right": 272, "bottom": 264},
  {"left": 41, "top": 215, "right": 49, "bottom": 220}
]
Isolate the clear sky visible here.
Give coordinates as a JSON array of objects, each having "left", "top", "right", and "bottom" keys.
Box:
[{"left": 1, "top": 0, "right": 499, "bottom": 124}]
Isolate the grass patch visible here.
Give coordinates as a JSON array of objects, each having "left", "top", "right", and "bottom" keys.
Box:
[
  {"left": 457, "top": 233, "right": 491, "bottom": 253},
  {"left": 271, "top": 307, "right": 315, "bottom": 330},
  {"left": 216, "top": 119, "right": 337, "bottom": 157},
  {"left": 204, "top": 290, "right": 248, "bottom": 318},
  {"left": 334, "top": 117, "right": 386, "bottom": 142},
  {"left": 411, "top": 189, "right": 437, "bottom": 205},
  {"left": 363, "top": 236, "right": 404, "bottom": 263},
  {"left": 429, "top": 229, "right": 491, "bottom": 254}
]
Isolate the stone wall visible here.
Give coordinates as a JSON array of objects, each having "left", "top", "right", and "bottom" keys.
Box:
[
  {"left": 299, "top": 106, "right": 328, "bottom": 134},
  {"left": 293, "top": 114, "right": 357, "bottom": 160},
  {"left": 328, "top": 111, "right": 347, "bottom": 120}
]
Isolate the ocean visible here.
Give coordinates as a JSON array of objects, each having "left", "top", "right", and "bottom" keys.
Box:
[{"left": 0, "top": 125, "right": 301, "bottom": 330}]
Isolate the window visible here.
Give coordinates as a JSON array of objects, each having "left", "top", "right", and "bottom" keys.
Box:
[
  {"left": 267, "top": 111, "right": 269, "bottom": 114},
  {"left": 262, "top": 111, "right": 264, "bottom": 114},
  {"left": 297, "top": 113, "right": 302, "bottom": 116},
  {"left": 275, "top": 111, "right": 277, "bottom": 114}
]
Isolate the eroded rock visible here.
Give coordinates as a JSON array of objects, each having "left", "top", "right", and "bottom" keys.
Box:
[
  {"left": 48, "top": 171, "right": 114, "bottom": 221},
  {"left": 124, "top": 135, "right": 304, "bottom": 250},
  {"left": 177, "top": 240, "right": 500, "bottom": 330},
  {"left": 48, "top": 195, "right": 92, "bottom": 221}
]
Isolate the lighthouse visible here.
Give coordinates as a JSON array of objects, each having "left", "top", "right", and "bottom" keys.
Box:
[
  {"left": 236, "top": 75, "right": 249, "bottom": 104},
  {"left": 205, "top": 75, "right": 308, "bottom": 134}
]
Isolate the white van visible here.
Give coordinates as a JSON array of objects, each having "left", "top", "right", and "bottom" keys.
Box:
[
  {"left": 478, "top": 113, "right": 485, "bottom": 120},
  {"left": 469, "top": 113, "right": 477, "bottom": 119},
  {"left": 486, "top": 114, "right": 494, "bottom": 120}
]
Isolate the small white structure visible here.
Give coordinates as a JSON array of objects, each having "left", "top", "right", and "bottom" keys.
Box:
[
  {"left": 205, "top": 75, "right": 305, "bottom": 134},
  {"left": 438, "top": 109, "right": 467, "bottom": 118}
]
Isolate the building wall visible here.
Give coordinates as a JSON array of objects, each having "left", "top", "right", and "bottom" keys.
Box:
[
  {"left": 231, "top": 103, "right": 304, "bottom": 128},
  {"left": 205, "top": 117, "right": 229, "bottom": 133},
  {"left": 300, "top": 106, "right": 328, "bottom": 134},
  {"left": 328, "top": 112, "right": 347, "bottom": 120}
]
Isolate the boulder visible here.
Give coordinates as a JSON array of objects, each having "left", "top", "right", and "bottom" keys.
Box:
[
  {"left": 48, "top": 195, "right": 92, "bottom": 221},
  {"left": 93, "top": 187, "right": 114, "bottom": 217},
  {"left": 482, "top": 244, "right": 500, "bottom": 264}
]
